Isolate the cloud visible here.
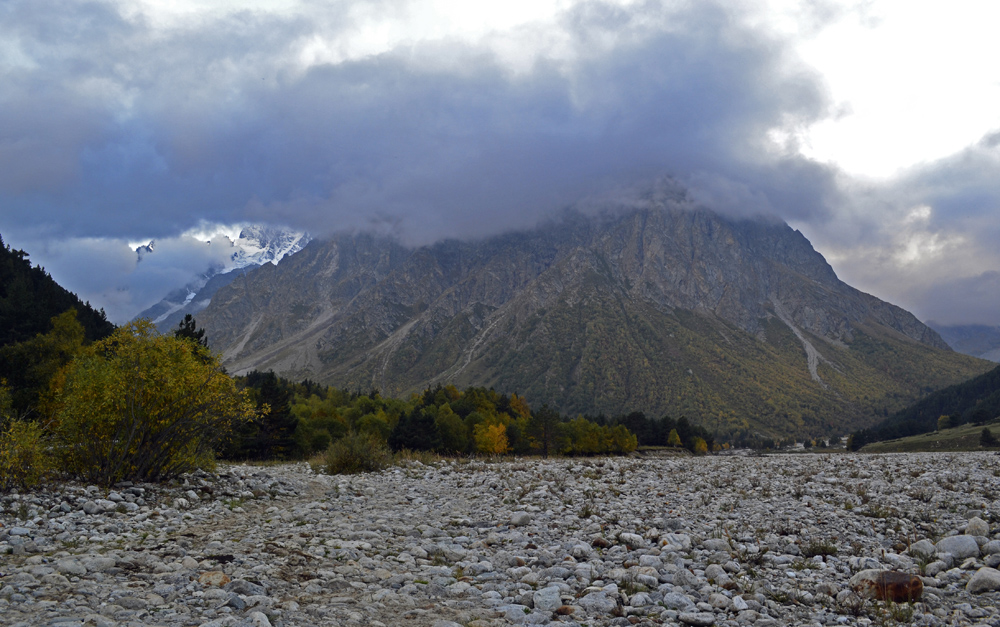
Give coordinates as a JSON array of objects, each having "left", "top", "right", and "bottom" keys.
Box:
[
  {"left": 3, "top": 0, "right": 999, "bottom": 327},
  {"left": 798, "top": 136, "right": 1000, "bottom": 326},
  {"left": 0, "top": 0, "right": 837, "bottom": 245},
  {"left": 19, "top": 232, "right": 237, "bottom": 323}
]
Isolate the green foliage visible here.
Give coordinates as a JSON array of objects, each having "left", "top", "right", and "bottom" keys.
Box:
[
  {"left": 389, "top": 408, "right": 442, "bottom": 451},
  {"left": 435, "top": 404, "right": 469, "bottom": 453},
  {"left": 223, "top": 370, "right": 300, "bottom": 460},
  {"left": 0, "top": 309, "right": 89, "bottom": 418},
  {"left": 316, "top": 431, "right": 391, "bottom": 474},
  {"left": 559, "top": 417, "right": 638, "bottom": 455},
  {"left": 529, "top": 404, "right": 562, "bottom": 458},
  {"left": 174, "top": 314, "right": 208, "bottom": 348},
  {"left": 981, "top": 427, "right": 998, "bottom": 448},
  {"left": 48, "top": 320, "right": 256, "bottom": 486},
  {"left": 0, "top": 420, "right": 52, "bottom": 489}
]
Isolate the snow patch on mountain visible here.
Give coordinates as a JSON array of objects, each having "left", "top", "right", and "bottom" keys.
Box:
[{"left": 134, "top": 224, "right": 310, "bottom": 328}]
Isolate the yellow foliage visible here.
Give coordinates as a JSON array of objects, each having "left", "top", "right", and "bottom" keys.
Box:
[
  {"left": 0, "top": 419, "right": 53, "bottom": 489},
  {"left": 509, "top": 393, "right": 532, "bottom": 420},
  {"left": 48, "top": 319, "right": 256, "bottom": 485},
  {"left": 473, "top": 422, "right": 510, "bottom": 455}
]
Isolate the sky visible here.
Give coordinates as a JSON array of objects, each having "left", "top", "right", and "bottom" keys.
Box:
[{"left": 1, "top": 0, "right": 999, "bottom": 327}]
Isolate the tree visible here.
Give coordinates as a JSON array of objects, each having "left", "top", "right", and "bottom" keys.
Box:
[
  {"left": 224, "top": 371, "right": 300, "bottom": 460},
  {"left": 667, "top": 428, "right": 682, "bottom": 448},
  {"left": 48, "top": 320, "right": 255, "bottom": 485},
  {"left": 435, "top": 404, "right": 468, "bottom": 453},
  {"left": 981, "top": 428, "right": 998, "bottom": 448},
  {"left": 389, "top": 408, "right": 441, "bottom": 451},
  {"left": 691, "top": 436, "right": 709, "bottom": 455},
  {"left": 474, "top": 422, "right": 510, "bottom": 455},
  {"left": 937, "top": 415, "right": 952, "bottom": 431},
  {"left": 174, "top": 314, "right": 208, "bottom": 348},
  {"left": 0, "top": 309, "right": 87, "bottom": 418},
  {"left": 529, "top": 404, "right": 562, "bottom": 458}
]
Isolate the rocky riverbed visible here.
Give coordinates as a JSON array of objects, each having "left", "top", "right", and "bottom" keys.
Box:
[{"left": 2, "top": 453, "right": 1000, "bottom": 627}]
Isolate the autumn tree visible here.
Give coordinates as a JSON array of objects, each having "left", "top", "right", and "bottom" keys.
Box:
[
  {"left": 48, "top": 320, "right": 255, "bottom": 485},
  {"left": 474, "top": 422, "right": 510, "bottom": 455},
  {"left": 937, "top": 415, "right": 952, "bottom": 431}
]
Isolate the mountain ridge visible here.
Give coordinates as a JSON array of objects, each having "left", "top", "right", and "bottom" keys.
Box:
[
  {"left": 929, "top": 322, "right": 1000, "bottom": 362},
  {"left": 136, "top": 225, "right": 310, "bottom": 332},
  {"left": 197, "top": 202, "right": 989, "bottom": 439}
]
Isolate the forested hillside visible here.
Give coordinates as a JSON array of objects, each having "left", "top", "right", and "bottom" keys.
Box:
[
  {"left": 849, "top": 364, "right": 1000, "bottom": 448},
  {"left": 0, "top": 234, "right": 114, "bottom": 347}
]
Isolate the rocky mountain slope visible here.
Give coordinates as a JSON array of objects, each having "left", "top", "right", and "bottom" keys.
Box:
[
  {"left": 136, "top": 226, "right": 310, "bottom": 332},
  {"left": 197, "top": 199, "right": 989, "bottom": 439}
]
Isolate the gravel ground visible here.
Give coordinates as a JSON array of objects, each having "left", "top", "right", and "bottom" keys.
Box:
[{"left": 2, "top": 452, "right": 1000, "bottom": 627}]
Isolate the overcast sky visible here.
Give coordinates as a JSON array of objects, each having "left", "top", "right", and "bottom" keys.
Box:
[{"left": 2, "top": 0, "right": 999, "bottom": 326}]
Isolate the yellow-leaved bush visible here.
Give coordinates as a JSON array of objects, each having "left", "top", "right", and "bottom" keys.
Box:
[
  {"left": 0, "top": 383, "right": 53, "bottom": 489},
  {"left": 48, "top": 320, "right": 256, "bottom": 486}
]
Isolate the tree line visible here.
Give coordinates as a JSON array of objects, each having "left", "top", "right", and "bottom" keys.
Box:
[
  {"left": 847, "top": 363, "right": 1000, "bottom": 449},
  {"left": 0, "top": 306, "right": 678, "bottom": 488}
]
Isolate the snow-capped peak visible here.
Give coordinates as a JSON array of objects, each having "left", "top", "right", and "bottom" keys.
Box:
[{"left": 230, "top": 225, "right": 311, "bottom": 269}]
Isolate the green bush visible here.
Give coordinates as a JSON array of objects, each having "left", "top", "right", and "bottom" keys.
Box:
[
  {"left": 0, "top": 420, "right": 53, "bottom": 489},
  {"left": 316, "top": 431, "right": 391, "bottom": 475}
]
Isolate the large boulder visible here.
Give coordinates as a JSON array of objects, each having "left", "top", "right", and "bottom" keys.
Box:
[
  {"left": 967, "top": 567, "right": 1000, "bottom": 594},
  {"left": 936, "top": 535, "right": 980, "bottom": 560}
]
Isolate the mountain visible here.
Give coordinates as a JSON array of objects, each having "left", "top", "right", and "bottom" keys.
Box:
[
  {"left": 850, "top": 363, "right": 1000, "bottom": 447},
  {"left": 136, "top": 226, "right": 310, "bottom": 331},
  {"left": 928, "top": 323, "right": 1000, "bottom": 362},
  {"left": 0, "top": 233, "right": 114, "bottom": 347},
  {"left": 195, "top": 198, "right": 990, "bottom": 440}
]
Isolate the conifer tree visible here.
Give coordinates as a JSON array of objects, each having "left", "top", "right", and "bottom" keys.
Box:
[{"left": 174, "top": 314, "right": 208, "bottom": 347}]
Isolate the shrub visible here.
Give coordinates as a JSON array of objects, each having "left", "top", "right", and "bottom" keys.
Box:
[
  {"left": 317, "top": 431, "right": 391, "bottom": 474},
  {"left": 981, "top": 427, "right": 998, "bottom": 448},
  {"left": 0, "top": 419, "right": 53, "bottom": 489},
  {"left": 48, "top": 320, "right": 256, "bottom": 486}
]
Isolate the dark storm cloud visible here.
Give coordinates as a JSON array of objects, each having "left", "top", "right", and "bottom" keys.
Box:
[
  {"left": 0, "top": 0, "right": 838, "bottom": 247},
  {"left": 21, "top": 0, "right": 1000, "bottom": 329}
]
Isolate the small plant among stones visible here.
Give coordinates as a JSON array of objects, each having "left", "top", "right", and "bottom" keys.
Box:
[
  {"left": 802, "top": 539, "right": 837, "bottom": 559},
  {"left": 867, "top": 600, "right": 916, "bottom": 626}
]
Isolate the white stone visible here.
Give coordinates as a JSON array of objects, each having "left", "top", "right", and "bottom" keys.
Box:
[
  {"left": 967, "top": 567, "right": 1000, "bottom": 593},
  {"left": 532, "top": 586, "right": 562, "bottom": 611}
]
